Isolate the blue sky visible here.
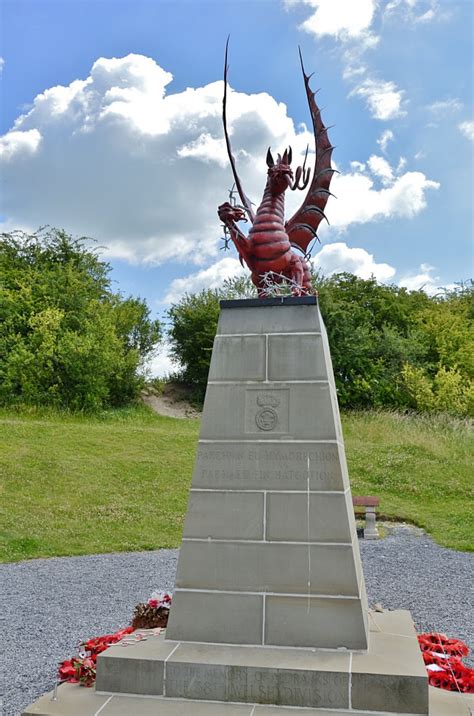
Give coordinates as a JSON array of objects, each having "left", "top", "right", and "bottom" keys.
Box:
[{"left": 1, "top": 0, "right": 472, "bottom": 373}]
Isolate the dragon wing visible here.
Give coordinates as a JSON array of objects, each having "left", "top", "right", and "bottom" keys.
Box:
[
  {"left": 285, "top": 49, "right": 336, "bottom": 255},
  {"left": 222, "top": 38, "right": 255, "bottom": 224}
]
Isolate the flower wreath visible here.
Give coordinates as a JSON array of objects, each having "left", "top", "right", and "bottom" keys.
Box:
[{"left": 418, "top": 633, "right": 474, "bottom": 694}]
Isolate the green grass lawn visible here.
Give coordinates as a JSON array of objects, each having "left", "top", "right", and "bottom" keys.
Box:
[{"left": 0, "top": 406, "right": 472, "bottom": 561}]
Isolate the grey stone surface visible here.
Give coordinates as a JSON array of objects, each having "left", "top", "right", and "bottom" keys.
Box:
[
  {"left": 165, "top": 661, "right": 349, "bottom": 709},
  {"left": 95, "top": 637, "right": 177, "bottom": 695},
  {"left": 352, "top": 623, "right": 428, "bottom": 714},
  {"left": 165, "top": 590, "right": 263, "bottom": 645},
  {"left": 363, "top": 506, "right": 379, "bottom": 539},
  {"left": 208, "top": 335, "right": 266, "bottom": 381},
  {"left": 22, "top": 683, "right": 474, "bottom": 716},
  {"left": 216, "top": 304, "right": 321, "bottom": 335},
  {"left": 264, "top": 595, "right": 368, "bottom": 649},
  {"left": 169, "top": 640, "right": 351, "bottom": 671},
  {"left": 174, "top": 541, "right": 361, "bottom": 597},
  {"left": 192, "top": 441, "right": 349, "bottom": 492},
  {"left": 351, "top": 673, "right": 428, "bottom": 714},
  {"left": 183, "top": 490, "right": 264, "bottom": 540},
  {"left": 167, "top": 301, "right": 367, "bottom": 650},
  {"left": 267, "top": 334, "right": 326, "bottom": 381},
  {"left": 200, "top": 382, "right": 339, "bottom": 441},
  {"left": 21, "top": 685, "right": 111, "bottom": 715},
  {"left": 368, "top": 607, "right": 418, "bottom": 637},
  {"left": 95, "top": 611, "right": 427, "bottom": 711},
  {"left": 102, "top": 697, "right": 253, "bottom": 715},
  {"left": 266, "top": 491, "right": 353, "bottom": 542}
]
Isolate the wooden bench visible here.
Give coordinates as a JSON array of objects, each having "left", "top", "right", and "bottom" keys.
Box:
[{"left": 353, "top": 496, "right": 380, "bottom": 539}]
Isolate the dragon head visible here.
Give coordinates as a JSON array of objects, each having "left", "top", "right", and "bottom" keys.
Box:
[
  {"left": 266, "top": 147, "right": 293, "bottom": 195},
  {"left": 266, "top": 146, "right": 311, "bottom": 195}
]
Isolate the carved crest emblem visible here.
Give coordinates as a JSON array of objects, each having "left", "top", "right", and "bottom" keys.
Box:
[{"left": 255, "top": 393, "right": 280, "bottom": 431}]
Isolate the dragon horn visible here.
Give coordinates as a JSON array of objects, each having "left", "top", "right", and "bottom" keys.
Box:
[{"left": 266, "top": 148, "right": 275, "bottom": 167}]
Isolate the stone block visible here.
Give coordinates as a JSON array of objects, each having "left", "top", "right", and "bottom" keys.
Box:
[
  {"left": 201, "top": 383, "right": 339, "bottom": 441},
  {"left": 183, "top": 491, "right": 264, "bottom": 540},
  {"left": 217, "top": 303, "right": 321, "bottom": 336},
  {"left": 165, "top": 661, "right": 348, "bottom": 709},
  {"left": 165, "top": 641, "right": 350, "bottom": 708},
  {"left": 175, "top": 541, "right": 361, "bottom": 596},
  {"left": 265, "top": 595, "right": 368, "bottom": 650},
  {"left": 104, "top": 697, "right": 253, "bottom": 715},
  {"left": 95, "top": 636, "right": 177, "bottom": 695},
  {"left": 192, "top": 441, "right": 349, "bottom": 492},
  {"left": 267, "top": 334, "right": 326, "bottom": 381},
  {"left": 351, "top": 673, "right": 428, "bottom": 713},
  {"left": 21, "top": 683, "right": 111, "bottom": 715},
  {"left": 429, "top": 686, "right": 474, "bottom": 716},
  {"left": 165, "top": 590, "right": 263, "bottom": 644},
  {"left": 265, "top": 491, "right": 353, "bottom": 543},
  {"left": 368, "top": 608, "right": 418, "bottom": 636},
  {"left": 352, "top": 628, "right": 428, "bottom": 713},
  {"left": 208, "top": 335, "right": 266, "bottom": 382}
]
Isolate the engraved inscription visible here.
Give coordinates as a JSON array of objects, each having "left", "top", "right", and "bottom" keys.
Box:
[{"left": 193, "top": 443, "right": 347, "bottom": 491}]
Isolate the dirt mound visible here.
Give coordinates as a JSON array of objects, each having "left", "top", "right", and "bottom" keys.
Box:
[{"left": 141, "top": 382, "right": 201, "bottom": 419}]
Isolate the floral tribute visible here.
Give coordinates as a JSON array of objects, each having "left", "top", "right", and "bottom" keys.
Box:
[
  {"left": 58, "top": 592, "right": 172, "bottom": 687},
  {"left": 58, "top": 626, "right": 135, "bottom": 687},
  {"left": 418, "top": 632, "right": 474, "bottom": 693},
  {"left": 132, "top": 591, "right": 172, "bottom": 629}
]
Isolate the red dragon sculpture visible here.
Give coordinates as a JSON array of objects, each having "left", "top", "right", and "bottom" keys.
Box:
[{"left": 218, "top": 41, "right": 336, "bottom": 297}]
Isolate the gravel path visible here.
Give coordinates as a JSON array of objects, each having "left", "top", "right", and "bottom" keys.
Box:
[{"left": 2, "top": 525, "right": 473, "bottom": 716}]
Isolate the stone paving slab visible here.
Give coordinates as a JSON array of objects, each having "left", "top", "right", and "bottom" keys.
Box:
[{"left": 22, "top": 683, "right": 474, "bottom": 716}]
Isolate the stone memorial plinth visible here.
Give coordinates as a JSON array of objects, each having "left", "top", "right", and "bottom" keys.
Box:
[
  {"left": 166, "top": 296, "right": 368, "bottom": 651},
  {"left": 94, "top": 298, "right": 430, "bottom": 714}
]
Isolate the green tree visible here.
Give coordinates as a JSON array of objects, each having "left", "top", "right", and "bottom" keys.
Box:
[
  {"left": 0, "top": 228, "right": 161, "bottom": 410},
  {"left": 166, "top": 271, "right": 473, "bottom": 416},
  {"left": 401, "top": 282, "right": 474, "bottom": 416},
  {"left": 167, "top": 290, "right": 221, "bottom": 401},
  {"left": 315, "top": 273, "right": 431, "bottom": 408}
]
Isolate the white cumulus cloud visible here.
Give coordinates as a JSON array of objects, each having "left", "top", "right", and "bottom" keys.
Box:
[
  {"left": 377, "top": 129, "right": 394, "bottom": 153},
  {"left": 350, "top": 79, "right": 406, "bottom": 120},
  {"left": 0, "top": 53, "right": 440, "bottom": 271},
  {"left": 0, "top": 53, "right": 311, "bottom": 265},
  {"left": 296, "top": 0, "right": 377, "bottom": 39},
  {"left": 367, "top": 154, "right": 394, "bottom": 184},
  {"left": 458, "top": 121, "right": 474, "bottom": 142},
  {"left": 0, "top": 129, "right": 42, "bottom": 161},
  {"left": 164, "top": 257, "right": 246, "bottom": 303},
  {"left": 397, "top": 263, "right": 456, "bottom": 295},
  {"left": 313, "top": 242, "right": 396, "bottom": 281},
  {"left": 385, "top": 0, "right": 446, "bottom": 24},
  {"left": 325, "top": 159, "right": 439, "bottom": 229}
]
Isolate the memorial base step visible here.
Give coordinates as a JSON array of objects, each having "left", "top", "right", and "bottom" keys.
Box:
[
  {"left": 21, "top": 683, "right": 474, "bottom": 716},
  {"left": 93, "top": 611, "right": 429, "bottom": 714}
]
